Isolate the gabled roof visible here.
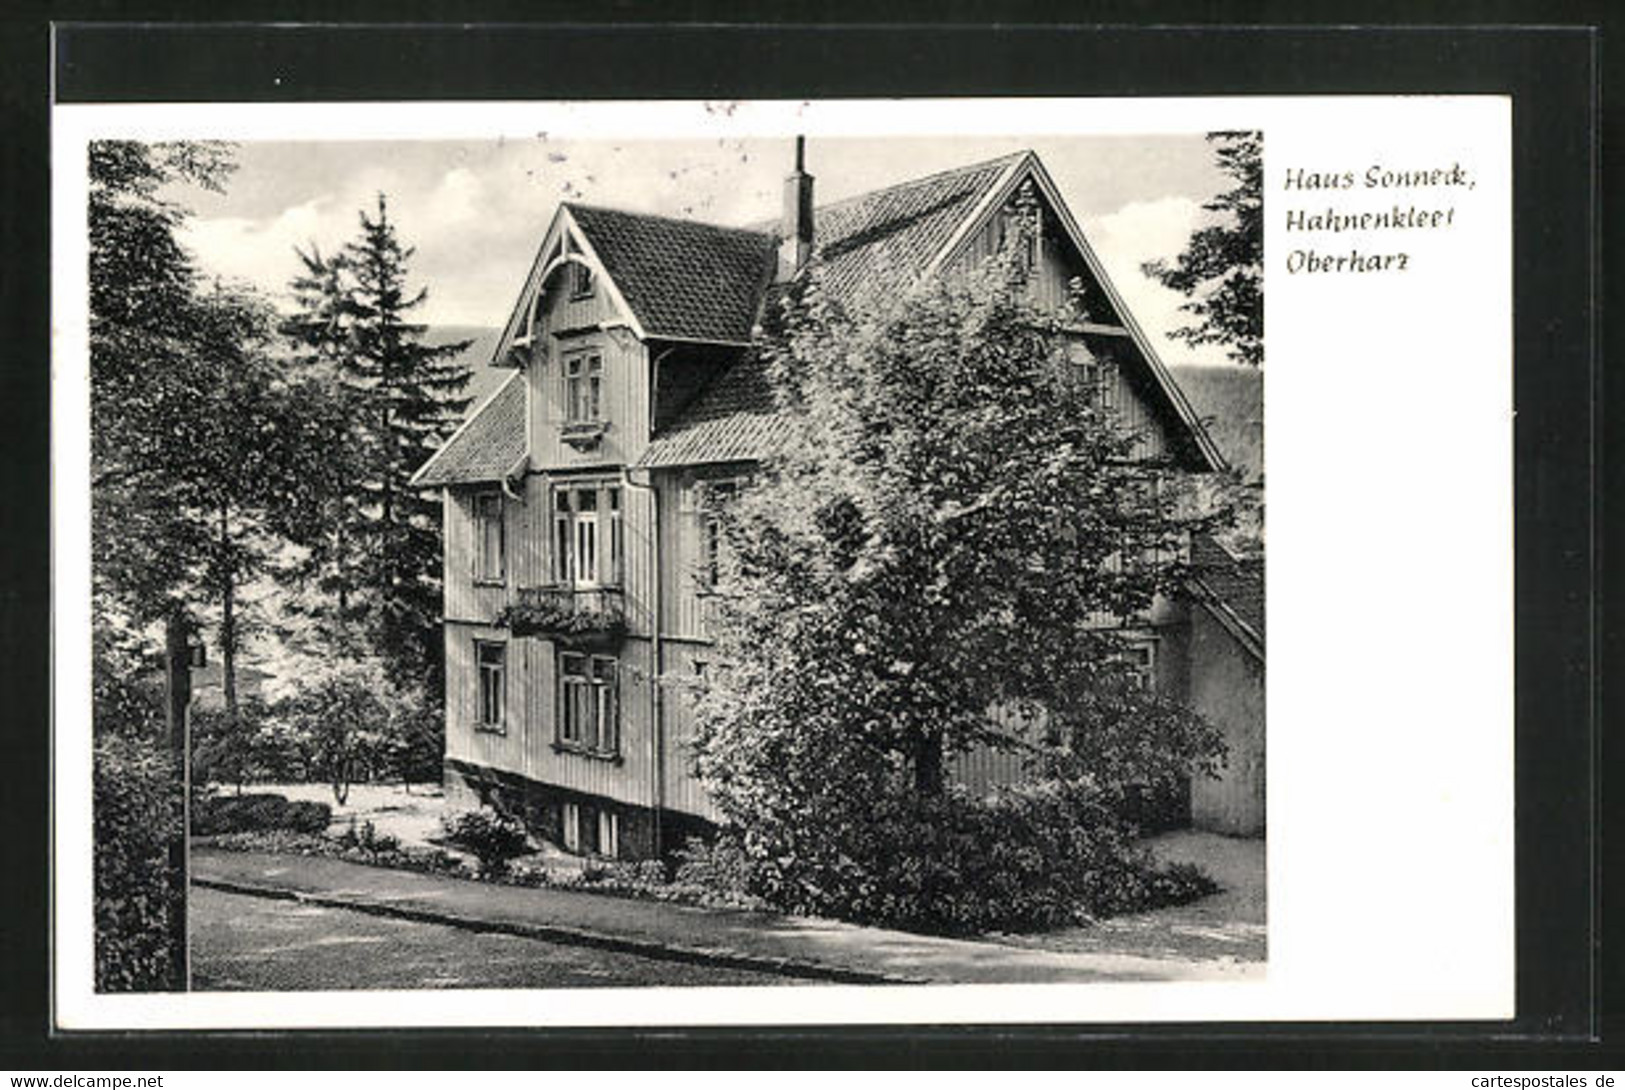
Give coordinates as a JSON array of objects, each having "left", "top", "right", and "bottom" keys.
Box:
[
  {"left": 410, "top": 371, "right": 527, "bottom": 487},
  {"left": 451, "top": 148, "right": 1233, "bottom": 481},
  {"left": 1191, "top": 533, "right": 1264, "bottom": 659},
  {"left": 566, "top": 204, "right": 777, "bottom": 345}
]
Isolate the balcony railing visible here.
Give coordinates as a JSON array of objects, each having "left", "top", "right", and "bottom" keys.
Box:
[{"left": 500, "top": 584, "right": 627, "bottom": 644}]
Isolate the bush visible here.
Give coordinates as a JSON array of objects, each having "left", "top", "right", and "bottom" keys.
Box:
[
  {"left": 439, "top": 807, "right": 530, "bottom": 876},
  {"left": 712, "top": 780, "right": 1217, "bottom": 936},
  {"left": 192, "top": 792, "right": 332, "bottom": 836},
  {"left": 94, "top": 735, "right": 180, "bottom": 992},
  {"left": 337, "top": 817, "right": 400, "bottom": 854}
]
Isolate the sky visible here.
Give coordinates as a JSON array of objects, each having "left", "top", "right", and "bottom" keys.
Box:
[{"left": 172, "top": 133, "right": 1239, "bottom": 367}]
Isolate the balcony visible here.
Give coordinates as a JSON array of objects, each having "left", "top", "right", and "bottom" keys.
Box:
[{"left": 500, "top": 584, "right": 627, "bottom": 644}]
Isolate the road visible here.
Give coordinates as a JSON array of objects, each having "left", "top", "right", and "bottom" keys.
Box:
[{"left": 190, "top": 884, "right": 807, "bottom": 990}]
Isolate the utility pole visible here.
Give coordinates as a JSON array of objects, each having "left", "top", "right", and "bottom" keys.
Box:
[{"left": 163, "top": 608, "right": 192, "bottom": 991}]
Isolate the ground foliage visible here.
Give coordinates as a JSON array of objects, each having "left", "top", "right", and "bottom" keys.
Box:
[
  {"left": 93, "top": 735, "right": 181, "bottom": 991},
  {"left": 439, "top": 807, "right": 531, "bottom": 876},
  {"left": 1142, "top": 131, "right": 1264, "bottom": 367},
  {"left": 689, "top": 239, "right": 1229, "bottom": 933}
]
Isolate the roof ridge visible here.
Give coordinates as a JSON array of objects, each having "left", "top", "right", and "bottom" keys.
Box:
[
  {"left": 564, "top": 200, "right": 774, "bottom": 239},
  {"left": 808, "top": 149, "right": 1030, "bottom": 219}
]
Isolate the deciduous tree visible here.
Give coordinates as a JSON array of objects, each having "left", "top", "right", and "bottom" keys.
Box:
[{"left": 689, "top": 244, "right": 1227, "bottom": 931}]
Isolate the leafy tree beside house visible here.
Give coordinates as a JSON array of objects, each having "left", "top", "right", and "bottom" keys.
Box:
[
  {"left": 1142, "top": 131, "right": 1263, "bottom": 368},
  {"left": 282, "top": 196, "right": 472, "bottom": 705},
  {"left": 689, "top": 248, "right": 1228, "bottom": 935}
]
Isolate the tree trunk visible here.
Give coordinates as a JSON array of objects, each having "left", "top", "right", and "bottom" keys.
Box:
[
  {"left": 914, "top": 728, "right": 944, "bottom": 796},
  {"left": 218, "top": 503, "right": 244, "bottom": 796}
]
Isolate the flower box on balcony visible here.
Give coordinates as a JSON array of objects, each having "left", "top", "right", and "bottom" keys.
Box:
[{"left": 499, "top": 584, "right": 627, "bottom": 644}]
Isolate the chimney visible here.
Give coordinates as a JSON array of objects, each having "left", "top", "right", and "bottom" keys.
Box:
[{"left": 776, "top": 136, "right": 814, "bottom": 281}]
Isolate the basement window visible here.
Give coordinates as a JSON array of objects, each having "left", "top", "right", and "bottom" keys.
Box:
[{"left": 561, "top": 801, "right": 620, "bottom": 858}]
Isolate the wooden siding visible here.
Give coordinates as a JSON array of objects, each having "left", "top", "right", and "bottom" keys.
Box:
[
  {"left": 527, "top": 266, "right": 650, "bottom": 471},
  {"left": 445, "top": 621, "right": 661, "bottom": 811},
  {"left": 442, "top": 489, "right": 510, "bottom": 626},
  {"left": 951, "top": 206, "right": 1171, "bottom": 462},
  {"left": 950, "top": 211, "right": 1122, "bottom": 324},
  {"left": 1188, "top": 604, "right": 1265, "bottom": 836},
  {"left": 657, "top": 639, "right": 726, "bottom": 822},
  {"left": 950, "top": 618, "right": 1187, "bottom": 796},
  {"left": 657, "top": 470, "right": 724, "bottom": 642},
  {"left": 444, "top": 622, "right": 530, "bottom": 778}
]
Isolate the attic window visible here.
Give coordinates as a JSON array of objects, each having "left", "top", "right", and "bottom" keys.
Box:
[{"left": 571, "top": 261, "right": 595, "bottom": 299}]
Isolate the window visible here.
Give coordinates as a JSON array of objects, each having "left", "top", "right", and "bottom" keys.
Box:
[
  {"left": 560, "top": 801, "right": 619, "bottom": 858},
  {"left": 475, "top": 641, "right": 505, "bottom": 731},
  {"left": 596, "top": 810, "right": 620, "bottom": 859},
  {"left": 570, "top": 260, "right": 595, "bottom": 299},
  {"left": 552, "top": 481, "right": 622, "bottom": 586},
  {"left": 1108, "top": 643, "right": 1156, "bottom": 691},
  {"left": 1083, "top": 355, "right": 1119, "bottom": 411},
  {"left": 559, "top": 651, "right": 619, "bottom": 756},
  {"left": 564, "top": 352, "right": 604, "bottom": 423},
  {"left": 695, "top": 481, "right": 739, "bottom": 592},
  {"left": 561, "top": 802, "right": 582, "bottom": 852},
  {"left": 473, "top": 492, "right": 505, "bottom": 583}
]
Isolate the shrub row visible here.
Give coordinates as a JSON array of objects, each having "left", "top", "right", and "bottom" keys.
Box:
[
  {"left": 192, "top": 792, "right": 333, "bottom": 836},
  {"left": 709, "top": 780, "right": 1219, "bottom": 936}
]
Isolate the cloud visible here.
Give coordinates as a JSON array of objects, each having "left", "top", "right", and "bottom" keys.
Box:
[
  {"left": 1083, "top": 196, "right": 1231, "bottom": 367},
  {"left": 179, "top": 195, "right": 340, "bottom": 303},
  {"left": 425, "top": 166, "right": 483, "bottom": 225}
]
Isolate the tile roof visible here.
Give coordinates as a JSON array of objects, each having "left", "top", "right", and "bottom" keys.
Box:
[
  {"left": 639, "top": 353, "right": 789, "bottom": 468},
  {"left": 567, "top": 204, "right": 777, "bottom": 344},
  {"left": 809, "top": 152, "right": 1023, "bottom": 308},
  {"left": 411, "top": 371, "right": 527, "bottom": 487},
  {"left": 641, "top": 153, "right": 1024, "bottom": 468},
  {"left": 1191, "top": 533, "right": 1265, "bottom": 652}
]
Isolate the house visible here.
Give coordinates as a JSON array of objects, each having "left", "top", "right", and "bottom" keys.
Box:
[{"left": 411, "top": 143, "right": 1265, "bottom": 857}]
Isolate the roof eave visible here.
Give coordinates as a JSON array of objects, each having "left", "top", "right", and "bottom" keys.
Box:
[{"left": 407, "top": 370, "right": 526, "bottom": 489}]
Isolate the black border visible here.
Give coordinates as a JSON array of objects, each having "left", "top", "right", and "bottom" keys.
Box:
[{"left": 6, "top": 14, "right": 1610, "bottom": 1069}]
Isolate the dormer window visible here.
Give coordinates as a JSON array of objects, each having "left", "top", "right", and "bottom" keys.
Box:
[{"left": 565, "top": 352, "right": 604, "bottom": 423}]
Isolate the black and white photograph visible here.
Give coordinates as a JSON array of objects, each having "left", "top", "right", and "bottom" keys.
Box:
[
  {"left": 53, "top": 94, "right": 1517, "bottom": 1030},
  {"left": 83, "top": 126, "right": 1266, "bottom": 996}
]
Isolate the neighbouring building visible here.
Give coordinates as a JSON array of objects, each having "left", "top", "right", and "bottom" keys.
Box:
[{"left": 411, "top": 144, "right": 1265, "bottom": 858}]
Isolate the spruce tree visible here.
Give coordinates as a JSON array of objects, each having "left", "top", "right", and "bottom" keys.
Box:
[{"left": 283, "top": 195, "right": 472, "bottom": 698}]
